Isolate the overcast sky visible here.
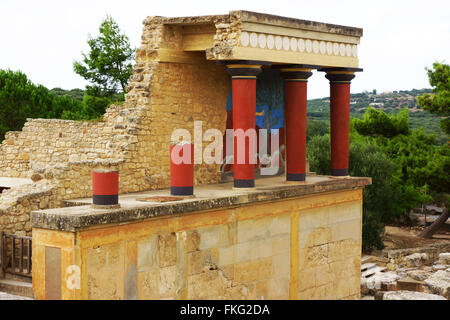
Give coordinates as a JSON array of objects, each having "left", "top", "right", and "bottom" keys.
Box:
[{"left": 0, "top": 0, "right": 449, "bottom": 99}]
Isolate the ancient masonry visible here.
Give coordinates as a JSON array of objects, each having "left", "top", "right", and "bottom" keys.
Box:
[{"left": 0, "top": 11, "right": 373, "bottom": 300}]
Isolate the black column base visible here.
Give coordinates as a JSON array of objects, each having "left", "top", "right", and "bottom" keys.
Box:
[
  {"left": 92, "top": 194, "right": 119, "bottom": 206},
  {"left": 331, "top": 169, "right": 349, "bottom": 176},
  {"left": 286, "top": 173, "right": 306, "bottom": 181},
  {"left": 234, "top": 179, "right": 255, "bottom": 188},
  {"left": 171, "top": 186, "right": 194, "bottom": 196}
]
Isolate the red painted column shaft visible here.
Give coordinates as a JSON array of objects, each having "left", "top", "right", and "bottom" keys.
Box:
[
  {"left": 232, "top": 78, "right": 256, "bottom": 187},
  {"left": 92, "top": 170, "right": 119, "bottom": 206},
  {"left": 285, "top": 81, "right": 308, "bottom": 181},
  {"left": 227, "top": 64, "right": 262, "bottom": 188},
  {"left": 170, "top": 142, "right": 194, "bottom": 196},
  {"left": 321, "top": 68, "right": 360, "bottom": 176},
  {"left": 330, "top": 82, "right": 351, "bottom": 176}
]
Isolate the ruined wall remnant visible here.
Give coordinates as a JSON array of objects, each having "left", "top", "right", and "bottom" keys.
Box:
[{"left": 0, "top": 16, "right": 230, "bottom": 235}]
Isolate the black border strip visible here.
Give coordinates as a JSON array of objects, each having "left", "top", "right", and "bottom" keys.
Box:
[
  {"left": 286, "top": 173, "right": 306, "bottom": 181},
  {"left": 331, "top": 169, "right": 349, "bottom": 176},
  {"left": 234, "top": 179, "right": 255, "bottom": 188},
  {"left": 170, "top": 186, "right": 194, "bottom": 196},
  {"left": 92, "top": 194, "right": 119, "bottom": 205}
]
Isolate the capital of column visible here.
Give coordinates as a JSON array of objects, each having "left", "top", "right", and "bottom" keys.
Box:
[
  {"left": 319, "top": 67, "right": 363, "bottom": 83},
  {"left": 279, "top": 64, "right": 315, "bottom": 82},
  {"left": 224, "top": 60, "right": 269, "bottom": 79}
]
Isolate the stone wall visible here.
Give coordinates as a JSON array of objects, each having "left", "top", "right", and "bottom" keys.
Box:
[
  {"left": 0, "top": 180, "right": 57, "bottom": 235},
  {"left": 32, "top": 188, "right": 363, "bottom": 300}
]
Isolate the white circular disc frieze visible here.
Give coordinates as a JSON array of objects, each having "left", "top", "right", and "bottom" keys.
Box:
[
  {"left": 250, "top": 33, "right": 258, "bottom": 48},
  {"left": 346, "top": 44, "right": 352, "bottom": 57},
  {"left": 258, "top": 34, "right": 267, "bottom": 49},
  {"left": 298, "top": 39, "right": 305, "bottom": 52},
  {"left": 319, "top": 41, "right": 326, "bottom": 55},
  {"left": 305, "top": 39, "right": 312, "bottom": 53},
  {"left": 333, "top": 43, "right": 339, "bottom": 55},
  {"left": 267, "top": 35, "right": 275, "bottom": 49},
  {"left": 313, "top": 40, "right": 319, "bottom": 54},
  {"left": 352, "top": 45, "right": 358, "bottom": 57},
  {"left": 283, "top": 37, "right": 290, "bottom": 51},
  {"left": 290, "top": 37, "right": 298, "bottom": 51},
  {"left": 326, "top": 42, "right": 333, "bottom": 55},
  {"left": 339, "top": 43, "right": 346, "bottom": 56},
  {"left": 275, "top": 36, "right": 283, "bottom": 50},
  {"left": 240, "top": 32, "right": 249, "bottom": 47}
]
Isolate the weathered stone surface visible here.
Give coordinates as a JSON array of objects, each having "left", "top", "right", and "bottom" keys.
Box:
[
  {"left": 383, "top": 290, "right": 446, "bottom": 300},
  {"left": 424, "top": 270, "right": 450, "bottom": 299},
  {"left": 439, "top": 253, "right": 450, "bottom": 265},
  {"left": 383, "top": 243, "right": 450, "bottom": 267},
  {"left": 396, "top": 278, "right": 424, "bottom": 292},
  {"left": 361, "top": 272, "right": 400, "bottom": 293},
  {"left": 158, "top": 233, "right": 177, "bottom": 268},
  {"left": 407, "top": 269, "right": 433, "bottom": 281},
  {"left": 404, "top": 253, "right": 428, "bottom": 267},
  {"left": 87, "top": 242, "right": 124, "bottom": 300},
  {"left": 432, "top": 264, "right": 447, "bottom": 271}
]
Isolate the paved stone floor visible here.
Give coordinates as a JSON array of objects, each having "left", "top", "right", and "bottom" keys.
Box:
[{"left": 0, "top": 291, "right": 33, "bottom": 300}]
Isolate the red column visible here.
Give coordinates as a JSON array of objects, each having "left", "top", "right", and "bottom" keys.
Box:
[
  {"left": 170, "top": 142, "right": 194, "bottom": 196},
  {"left": 92, "top": 169, "right": 119, "bottom": 207},
  {"left": 322, "top": 68, "right": 360, "bottom": 176},
  {"left": 330, "top": 82, "right": 350, "bottom": 176},
  {"left": 282, "top": 68, "right": 312, "bottom": 181},
  {"left": 226, "top": 64, "right": 262, "bottom": 188}
]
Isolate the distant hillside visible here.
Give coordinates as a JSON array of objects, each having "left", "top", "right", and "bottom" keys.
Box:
[
  {"left": 50, "top": 88, "right": 85, "bottom": 101},
  {"left": 307, "top": 88, "right": 448, "bottom": 144},
  {"left": 308, "top": 88, "right": 432, "bottom": 114}
]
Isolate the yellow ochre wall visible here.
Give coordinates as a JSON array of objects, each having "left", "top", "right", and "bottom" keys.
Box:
[{"left": 32, "top": 188, "right": 363, "bottom": 300}]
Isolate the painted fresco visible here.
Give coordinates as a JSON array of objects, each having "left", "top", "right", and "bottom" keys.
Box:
[{"left": 222, "top": 69, "right": 286, "bottom": 173}]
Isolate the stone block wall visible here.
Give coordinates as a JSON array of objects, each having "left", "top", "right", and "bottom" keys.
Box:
[
  {"left": 297, "top": 202, "right": 362, "bottom": 299},
  {"left": 0, "top": 180, "right": 57, "bottom": 235},
  {"left": 32, "top": 188, "right": 363, "bottom": 300}
]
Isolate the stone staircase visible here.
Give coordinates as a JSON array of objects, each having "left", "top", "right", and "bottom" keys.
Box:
[{"left": 0, "top": 273, "right": 34, "bottom": 299}]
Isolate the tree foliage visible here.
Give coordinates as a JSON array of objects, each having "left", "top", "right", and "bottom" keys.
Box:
[
  {"left": 73, "top": 15, "right": 134, "bottom": 97},
  {"left": 417, "top": 62, "right": 450, "bottom": 134},
  {"left": 0, "top": 69, "right": 85, "bottom": 140},
  {"left": 353, "top": 107, "right": 410, "bottom": 138},
  {"left": 307, "top": 105, "right": 449, "bottom": 251}
]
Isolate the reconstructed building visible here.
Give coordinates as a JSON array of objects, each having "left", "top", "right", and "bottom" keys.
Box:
[{"left": 0, "top": 11, "right": 371, "bottom": 300}]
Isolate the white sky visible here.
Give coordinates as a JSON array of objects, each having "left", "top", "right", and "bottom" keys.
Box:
[{"left": 0, "top": 0, "right": 449, "bottom": 99}]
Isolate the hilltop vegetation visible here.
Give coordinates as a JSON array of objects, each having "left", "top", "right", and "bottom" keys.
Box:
[{"left": 50, "top": 87, "right": 85, "bottom": 101}]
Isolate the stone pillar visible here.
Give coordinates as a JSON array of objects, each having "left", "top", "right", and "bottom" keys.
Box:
[
  {"left": 281, "top": 67, "right": 313, "bottom": 182},
  {"left": 226, "top": 63, "right": 263, "bottom": 189},
  {"left": 321, "top": 68, "right": 361, "bottom": 176}
]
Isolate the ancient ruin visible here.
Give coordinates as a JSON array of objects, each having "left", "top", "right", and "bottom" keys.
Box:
[{"left": 0, "top": 11, "right": 374, "bottom": 300}]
